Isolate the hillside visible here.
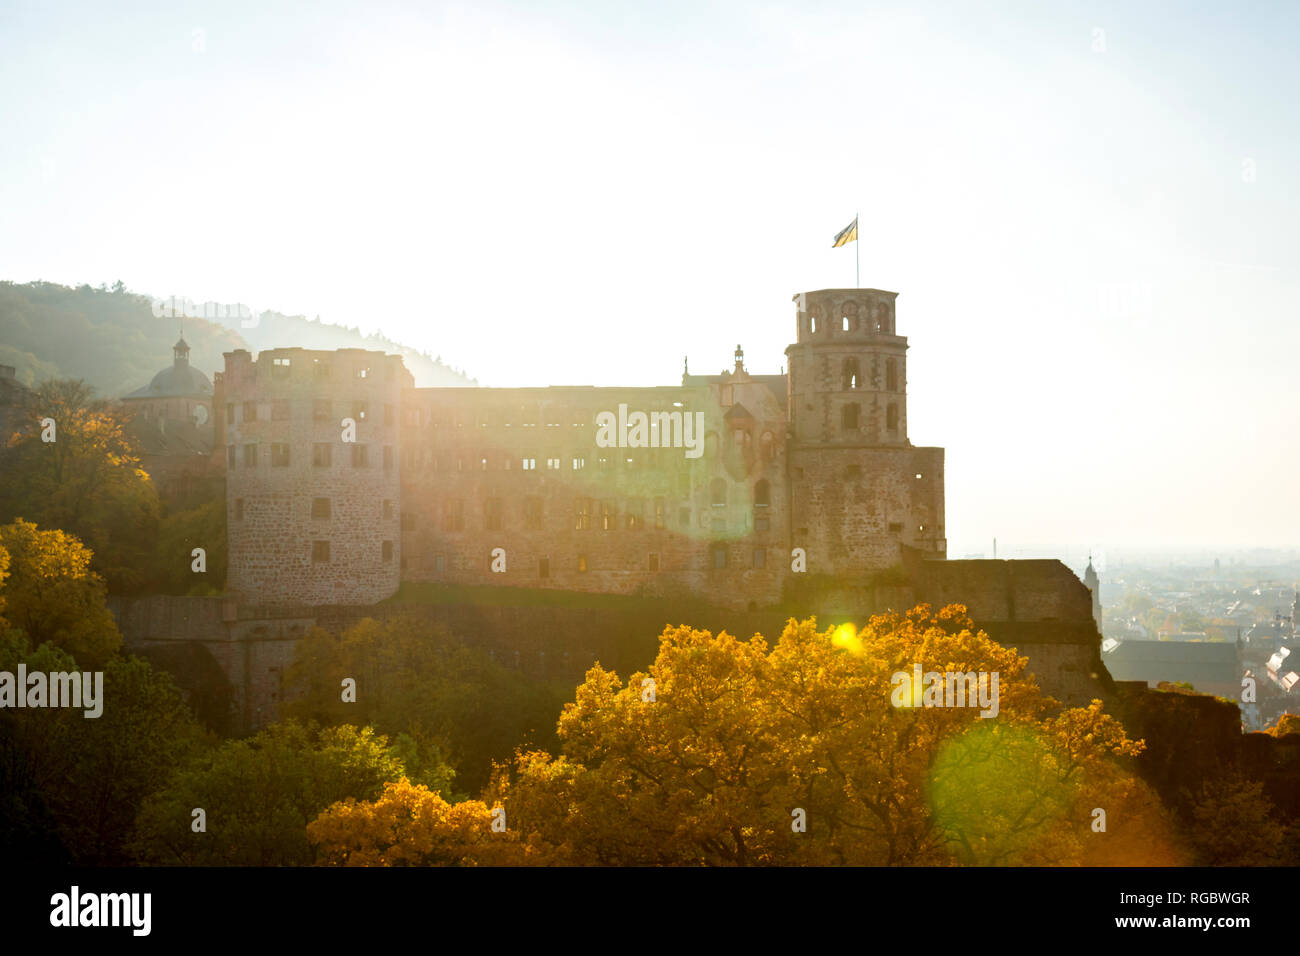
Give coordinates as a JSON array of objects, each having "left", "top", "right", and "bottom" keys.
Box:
[{"left": 0, "top": 280, "right": 476, "bottom": 396}]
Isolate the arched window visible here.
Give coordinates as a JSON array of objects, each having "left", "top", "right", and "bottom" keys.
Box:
[
  {"left": 842, "top": 403, "right": 860, "bottom": 431},
  {"left": 887, "top": 403, "right": 899, "bottom": 432},
  {"left": 842, "top": 357, "right": 859, "bottom": 390},
  {"left": 760, "top": 431, "right": 774, "bottom": 461},
  {"left": 754, "top": 479, "right": 770, "bottom": 507},
  {"left": 710, "top": 478, "right": 727, "bottom": 507},
  {"left": 809, "top": 314, "right": 818, "bottom": 335},
  {"left": 886, "top": 358, "right": 898, "bottom": 391}
]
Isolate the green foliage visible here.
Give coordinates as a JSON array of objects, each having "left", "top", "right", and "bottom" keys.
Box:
[
  {"left": 131, "top": 721, "right": 407, "bottom": 866},
  {"left": 285, "top": 616, "right": 567, "bottom": 794},
  {"left": 1184, "top": 775, "right": 1291, "bottom": 865},
  {"left": 153, "top": 498, "right": 227, "bottom": 594},
  {"left": 0, "top": 632, "right": 206, "bottom": 864},
  {"left": 0, "top": 280, "right": 474, "bottom": 394}
]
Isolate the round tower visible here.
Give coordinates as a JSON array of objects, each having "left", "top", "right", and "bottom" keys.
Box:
[{"left": 785, "top": 289, "right": 945, "bottom": 575}]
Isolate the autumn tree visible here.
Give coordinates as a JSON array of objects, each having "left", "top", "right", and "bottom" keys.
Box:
[
  {"left": 0, "top": 519, "right": 121, "bottom": 667},
  {"left": 308, "top": 606, "right": 1172, "bottom": 866},
  {"left": 0, "top": 379, "right": 160, "bottom": 591}
]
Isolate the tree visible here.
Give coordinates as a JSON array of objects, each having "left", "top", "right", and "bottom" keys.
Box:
[
  {"left": 0, "top": 631, "right": 206, "bottom": 864},
  {"left": 309, "top": 606, "right": 1171, "bottom": 866},
  {"left": 0, "top": 379, "right": 160, "bottom": 591},
  {"left": 308, "top": 778, "right": 526, "bottom": 866},
  {"left": 0, "top": 519, "right": 121, "bottom": 667},
  {"left": 284, "top": 616, "right": 565, "bottom": 794},
  {"left": 1184, "top": 775, "right": 1287, "bottom": 865},
  {"left": 131, "top": 721, "right": 414, "bottom": 866}
]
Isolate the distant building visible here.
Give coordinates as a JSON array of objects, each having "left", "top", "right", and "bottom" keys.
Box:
[
  {"left": 120, "top": 336, "right": 219, "bottom": 505},
  {"left": 1101, "top": 638, "right": 1240, "bottom": 699},
  {"left": 1083, "top": 556, "right": 1102, "bottom": 632}
]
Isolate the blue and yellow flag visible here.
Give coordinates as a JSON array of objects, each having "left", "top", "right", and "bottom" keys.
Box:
[{"left": 832, "top": 216, "right": 858, "bottom": 248}]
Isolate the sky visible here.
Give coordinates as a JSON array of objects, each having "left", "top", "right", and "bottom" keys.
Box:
[{"left": 2, "top": 0, "right": 1298, "bottom": 559}]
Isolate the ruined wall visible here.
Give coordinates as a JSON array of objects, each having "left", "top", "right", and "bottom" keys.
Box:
[
  {"left": 398, "top": 375, "right": 790, "bottom": 610},
  {"left": 223, "top": 347, "right": 408, "bottom": 607}
]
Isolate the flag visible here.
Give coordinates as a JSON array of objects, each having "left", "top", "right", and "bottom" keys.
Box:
[{"left": 832, "top": 216, "right": 858, "bottom": 248}]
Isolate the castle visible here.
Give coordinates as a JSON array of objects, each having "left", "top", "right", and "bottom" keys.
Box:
[{"left": 214, "top": 288, "right": 946, "bottom": 610}]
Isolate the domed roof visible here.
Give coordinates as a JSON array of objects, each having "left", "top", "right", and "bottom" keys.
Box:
[
  {"left": 137, "top": 363, "right": 213, "bottom": 397},
  {"left": 124, "top": 336, "right": 213, "bottom": 399}
]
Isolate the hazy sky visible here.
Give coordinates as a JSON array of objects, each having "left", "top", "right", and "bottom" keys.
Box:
[{"left": 2, "top": 0, "right": 1297, "bottom": 558}]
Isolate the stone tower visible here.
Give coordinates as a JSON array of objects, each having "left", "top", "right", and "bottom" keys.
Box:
[
  {"left": 222, "top": 347, "right": 410, "bottom": 607},
  {"left": 785, "top": 289, "right": 945, "bottom": 576},
  {"left": 1084, "top": 555, "right": 1102, "bottom": 631}
]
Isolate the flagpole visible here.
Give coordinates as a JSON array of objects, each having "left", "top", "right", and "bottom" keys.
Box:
[{"left": 855, "top": 210, "right": 860, "bottom": 288}]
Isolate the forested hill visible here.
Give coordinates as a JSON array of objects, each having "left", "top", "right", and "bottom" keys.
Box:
[{"left": 0, "top": 280, "right": 477, "bottom": 396}]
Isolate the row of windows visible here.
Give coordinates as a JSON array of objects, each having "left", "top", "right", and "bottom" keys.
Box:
[
  {"left": 225, "top": 443, "right": 395, "bottom": 469},
  {"left": 840, "top": 403, "right": 900, "bottom": 432},
  {"left": 426, "top": 547, "right": 769, "bottom": 575},
  {"left": 840, "top": 357, "right": 900, "bottom": 392},
  {"left": 232, "top": 498, "right": 395, "bottom": 521},
  {"left": 436, "top": 498, "right": 773, "bottom": 533},
  {"left": 226, "top": 400, "right": 396, "bottom": 425},
  {"left": 807, "top": 305, "right": 893, "bottom": 336},
  {"left": 263, "top": 357, "right": 386, "bottom": 381}
]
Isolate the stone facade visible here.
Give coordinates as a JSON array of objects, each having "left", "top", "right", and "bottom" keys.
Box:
[
  {"left": 219, "top": 289, "right": 946, "bottom": 610},
  {"left": 220, "top": 347, "right": 409, "bottom": 607}
]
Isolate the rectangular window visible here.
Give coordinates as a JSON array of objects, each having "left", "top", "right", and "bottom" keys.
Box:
[
  {"left": 546, "top": 457, "right": 561, "bottom": 470},
  {"left": 601, "top": 501, "right": 614, "bottom": 531},
  {"left": 312, "top": 443, "right": 332, "bottom": 467},
  {"left": 443, "top": 499, "right": 464, "bottom": 532},
  {"left": 648, "top": 552, "right": 660, "bottom": 572},
  {"left": 539, "top": 557, "right": 550, "bottom": 579},
  {"left": 654, "top": 498, "right": 666, "bottom": 529},
  {"left": 485, "top": 498, "right": 503, "bottom": 531},
  {"left": 382, "top": 540, "right": 393, "bottom": 563},
  {"left": 574, "top": 498, "right": 591, "bottom": 531},
  {"left": 572, "top": 456, "right": 585, "bottom": 470},
  {"left": 755, "top": 516, "right": 770, "bottom": 532},
  {"left": 242, "top": 401, "right": 258, "bottom": 422},
  {"left": 888, "top": 521, "right": 904, "bottom": 534},
  {"left": 521, "top": 457, "right": 537, "bottom": 471},
  {"left": 313, "top": 398, "right": 331, "bottom": 422},
  {"left": 625, "top": 499, "right": 644, "bottom": 530},
  {"left": 353, "top": 400, "right": 368, "bottom": 422},
  {"left": 311, "top": 497, "right": 331, "bottom": 519},
  {"left": 577, "top": 554, "right": 588, "bottom": 573},
  {"left": 272, "top": 356, "right": 291, "bottom": 376},
  {"left": 243, "top": 443, "right": 257, "bottom": 467},
  {"left": 272, "top": 399, "right": 290, "bottom": 421},
  {"left": 712, "top": 544, "right": 727, "bottom": 569},
  {"left": 525, "top": 497, "right": 543, "bottom": 531},
  {"left": 351, "top": 444, "right": 368, "bottom": 468},
  {"left": 434, "top": 554, "right": 446, "bottom": 574},
  {"left": 886, "top": 358, "right": 898, "bottom": 392},
  {"left": 312, "top": 540, "right": 330, "bottom": 563},
  {"left": 271, "top": 443, "right": 290, "bottom": 467},
  {"left": 383, "top": 445, "right": 393, "bottom": 471},
  {"left": 234, "top": 498, "right": 244, "bottom": 521},
  {"left": 753, "top": 548, "right": 766, "bottom": 569},
  {"left": 383, "top": 499, "right": 393, "bottom": 520}
]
